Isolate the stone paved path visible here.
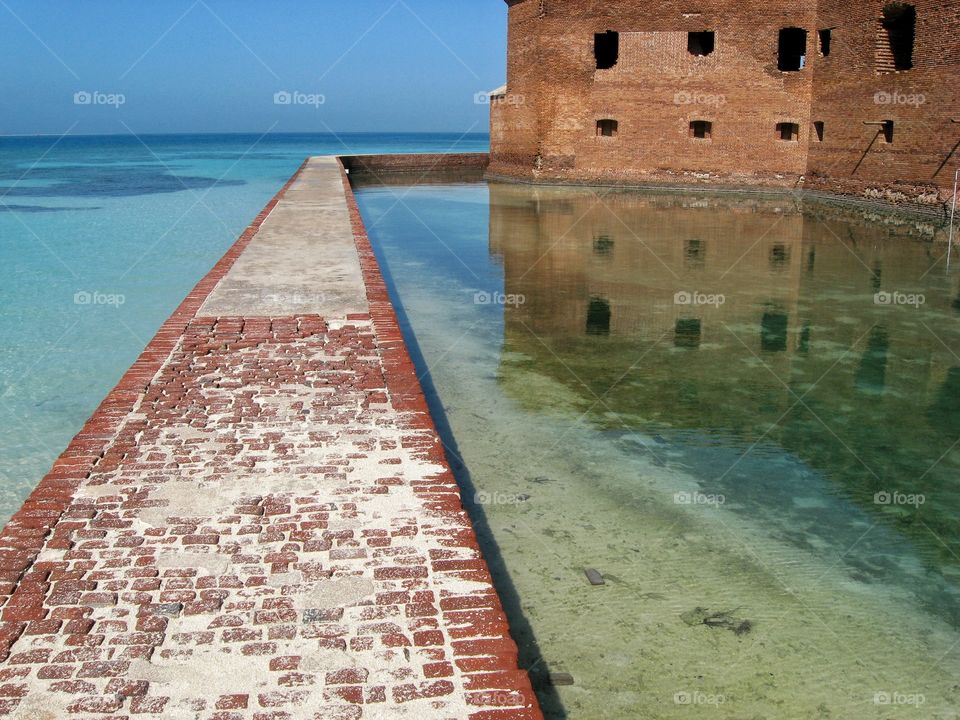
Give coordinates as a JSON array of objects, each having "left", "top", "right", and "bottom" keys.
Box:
[{"left": 0, "top": 158, "right": 541, "bottom": 719}]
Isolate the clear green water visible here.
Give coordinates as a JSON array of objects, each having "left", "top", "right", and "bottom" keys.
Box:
[{"left": 355, "top": 181, "right": 960, "bottom": 719}]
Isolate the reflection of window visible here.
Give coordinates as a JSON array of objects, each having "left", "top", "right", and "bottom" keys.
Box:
[
  {"left": 770, "top": 244, "right": 790, "bottom": 269},
  {"left": 872, "top": 261, "right": 882, "bottom": 293},
  {"left": 761, "top": 311, "right": 788, "bottom": 352},
  {"left": 593, "top": 234, "right": 615, "bottom": 255},
  {"left": 675, "top": 318, "right": 702, "bottom": 348},
  {"left": 586, "top": 297, "right": 612, "bottom": 335},
  {"left": 778, "top": 27, "right": 807, "bottom": 71},
  {"left": 685, "top": 238, "right": 706, "bottom": 268},
  {"left": 855, "top": 326, "right": 889, "bottom": 392},
  {"left": 799, "top": 325, "right": 811, "bottom": 354},
  {"left": 595, "top": 31, "right": 619, "bottom": 69}
]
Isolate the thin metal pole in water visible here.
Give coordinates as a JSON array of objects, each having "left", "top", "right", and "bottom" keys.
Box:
[{"left": 949, "top": 169, "right": 959, "bottom": 269}]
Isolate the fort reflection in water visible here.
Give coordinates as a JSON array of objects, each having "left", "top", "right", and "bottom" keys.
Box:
[
  {"left": 356, "top": 176, "right": 960, "bottom": 718},
  {"left": 490, "top": 182, "right": 959, "bottom": 619}
]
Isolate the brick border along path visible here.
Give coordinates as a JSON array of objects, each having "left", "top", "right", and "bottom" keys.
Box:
[{"left": 0, "top": 157, "right": 543, "bottom": 720}]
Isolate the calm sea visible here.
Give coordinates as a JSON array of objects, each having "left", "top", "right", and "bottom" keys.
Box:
[{"left": 0, "top": 132, "right": 489, "bottom": 520}]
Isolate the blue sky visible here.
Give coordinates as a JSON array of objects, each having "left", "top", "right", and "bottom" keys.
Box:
[{"left": 0, "top": 0, "right": 507, "bottom": 135}]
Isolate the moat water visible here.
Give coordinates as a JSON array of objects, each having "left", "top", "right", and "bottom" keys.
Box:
[{"left": 355, "top": 180, "right": 960, "bottom": 719}]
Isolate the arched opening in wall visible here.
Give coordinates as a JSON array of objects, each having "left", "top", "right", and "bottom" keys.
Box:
[
  {"left": 813, "top": 121, "right": 825, "bottom": 141},
  {"left": 776, "top": 122, "right": 800, "bottom": 141},
  {"left": 687, "top": 31, "right": 715, "bottom": 56},
  {"left": 877, "top": 3, "right": 915, "bottom": 72},
  {"left": 595, "top": 31, "right": 619, "bottom": 69},
  {"left": 689, "top": 120, "right": 712, "bottom": 139},
  {"left": 596, "top": 119, "right": 619, "bottom": 137},
  {"left": 778, "top": 27, "right": 808, "bottom": 71}
]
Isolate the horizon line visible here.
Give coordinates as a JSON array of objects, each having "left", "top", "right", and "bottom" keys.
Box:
[{"left": 0, "top": 130, "right": 491, "bottom": 139}]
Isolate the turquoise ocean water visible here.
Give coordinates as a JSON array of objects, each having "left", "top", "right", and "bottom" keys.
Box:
[{"left": 0, "top": 132, "right": 488, "bottom": 520}]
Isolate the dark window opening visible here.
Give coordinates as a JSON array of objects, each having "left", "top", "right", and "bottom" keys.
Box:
[
  {"left": 597, "top": 119, "right": 619, "bottom": 137},
  {"left": 855, "top": 326, "right": 889, "bottom": 393},
  {"left": 675, "top": 319, "right": 702, "bottom": 349},
  {"left": 761, "top": 311, "right": 789, "bottom": 352},
  {"left": 881, "top": 119, "right": 894, "bottom": 143},
  {"left": 689, "top": 120, "right": 712, "bottom": 139},
  {"left": 770, "top": 244, "right": 790, "bottom": 269},
  {"left": 595, "top": 31, "right": 619, "bottom": 69},
  {"left": 813, "top": 120, "right": 825, "bottom": 142},
  {"left": 586, "top": 298, "right": 612, "bottom": 335},
  {"left": 685, "top": 239, "right": 706, "bottom": 268},
  {"left": 818, "top": 28, "right": 832, "bottom": 56},
  {"left": 687, "top": 31, "right": 715, "bottom": 56},
  {"left": 593, "top": 234, "right": 614, "bottom": 255},
  {"left": 778, "top": 27, "right": 808, "bottom": 71},
  {"left": 776, "top": 122, "right": 800, "bottom": 141},
  {"left": 878, "top": 3, "right": 915, "bottom": 72}
]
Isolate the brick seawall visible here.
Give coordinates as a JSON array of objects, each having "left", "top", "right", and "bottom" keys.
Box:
[{"left": 0, "top": 156, "right": 542, "bottom": 719}]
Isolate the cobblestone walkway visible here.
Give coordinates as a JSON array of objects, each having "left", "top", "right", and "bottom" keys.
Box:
[{"left": 0, "top": 159, "right": 541, "bottom": 719}]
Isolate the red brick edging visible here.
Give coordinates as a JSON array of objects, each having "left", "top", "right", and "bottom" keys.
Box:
[
  {"left": 337, "top": 160, "right": 544, "bottom": 719},
  {"left": 0, "top": 159, "right": 310, "bottom": 651}
]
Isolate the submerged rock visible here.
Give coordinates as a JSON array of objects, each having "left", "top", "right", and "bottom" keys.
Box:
[
  {"left": 584, "top": 568, "right": 605, "bottom": 586},
  {"left": 681, "top": 606, "right": 753, "bottom": 635}
]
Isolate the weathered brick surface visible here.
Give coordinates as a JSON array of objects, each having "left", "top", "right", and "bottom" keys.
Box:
[
  {"left": 490, "top": 0, "right": 960, "bottom": 208},
  {"left": 0, "top": 160, "right": 542, "bottom": 719}
]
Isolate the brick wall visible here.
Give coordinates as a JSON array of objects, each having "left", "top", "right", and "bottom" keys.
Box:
[{"left": 490, "top": 0, "right": 960, "bottom": 207}]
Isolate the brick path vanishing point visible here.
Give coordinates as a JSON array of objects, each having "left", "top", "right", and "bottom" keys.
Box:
[{"left": 0, "top": 157, "right": 542, "bottom": 720}]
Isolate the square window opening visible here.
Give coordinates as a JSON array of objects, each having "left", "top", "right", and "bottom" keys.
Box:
[
  {"left": 776, "top": 122, "right": 800, "bottom": 141},
  {"left": 597, "top": 119, "right": 619, "bottom": 137},
  {"left": 690, "top": 120, "right": 712, "bottom": 139},
  {"left": 595, "top": 31, "right": 619, "bottom": 69},
  {"left": 687, "top": 31, "right": 715, "bottom": 56},
  {"left": 778, "top": 27, "right": 808, "bottom": 71}
]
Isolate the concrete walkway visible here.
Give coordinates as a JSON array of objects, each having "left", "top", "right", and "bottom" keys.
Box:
[{"left": 0, "top": 157, "right": 541, "bottom": 719}]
